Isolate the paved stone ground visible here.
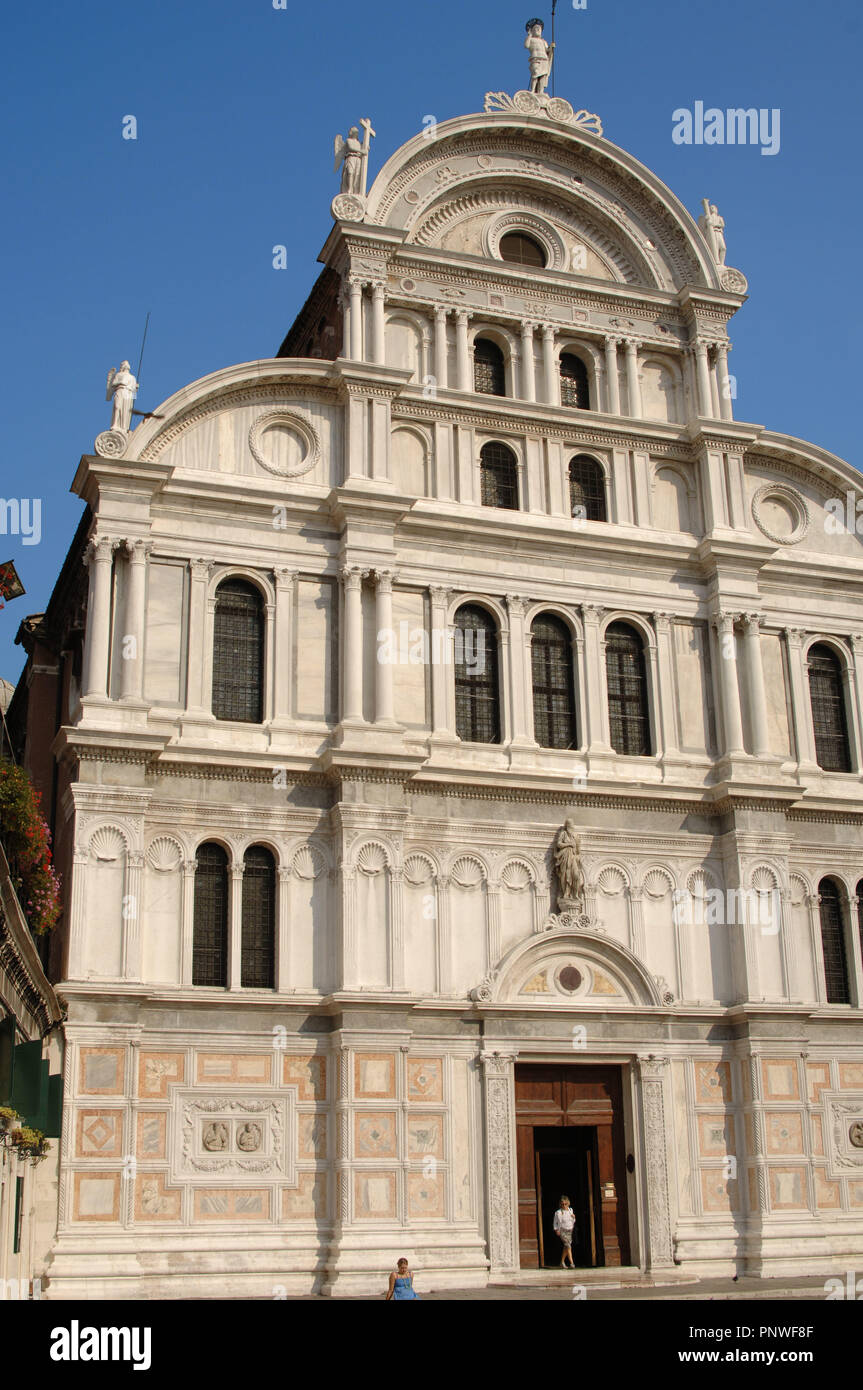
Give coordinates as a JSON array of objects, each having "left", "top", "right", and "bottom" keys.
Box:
[{"left": 293, "top": 1273, "right": 837, "bottom": 1300}]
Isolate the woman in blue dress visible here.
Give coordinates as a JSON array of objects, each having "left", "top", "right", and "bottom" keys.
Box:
[{"left": 386, "top": 1257, "right": 420, "bottom": 1299}]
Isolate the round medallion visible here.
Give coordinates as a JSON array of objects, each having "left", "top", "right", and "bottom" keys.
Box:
[
  {"left": 404, "top": 190, "right": 420, "bottom": 205},
  {"left": 547, "top": 97, "right": 575, "bottom": 123},
  {"left": 751, "top": 483, "right": 810, "bottom": 546},
  {"left": 850, "top": 1121, "right": 863, "bottom": 1149},
  {"left": 476, "top": 154, "right": 493, "bottom": 169},
  {"left": 557, "top": 964, "right": 583, "bottom": 993},
  {"left": 94, "top": 429, "right": 128, "bottom": 458},
  {"left": 513, "top": 91, "right": 542, "bottom": 115},
  {"left": 331, "top": 193, "right": 366, "bottom": 222},
  {"left": 248, "top": 410, "right": 320, "bottom": 479}
]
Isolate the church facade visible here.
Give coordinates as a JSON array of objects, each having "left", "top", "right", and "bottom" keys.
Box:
[{"left": 16, "top": 67, "right": 863, "bottom": 1297}]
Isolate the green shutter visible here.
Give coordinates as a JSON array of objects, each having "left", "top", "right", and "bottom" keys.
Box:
[
  {"left": 10, "top": 1039, "right": 42, "bottom": 1121},
  {"left": 0, "top": 1014, "right": 14, "bottom": 1104}
]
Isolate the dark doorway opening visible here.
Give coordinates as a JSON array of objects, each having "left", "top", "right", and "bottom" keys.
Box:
[{"left": 534, "top": 1126, "right": 603, "bottom": 1268}]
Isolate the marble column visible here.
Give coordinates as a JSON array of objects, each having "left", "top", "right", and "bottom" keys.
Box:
[
  {"left": 82, "top": 536, "right": 117, "bottom": 698},
  {"left": 119, "top": 539, "right": 151, "bottom": 701},
  {"left": 506, "top": 594, "right": 533, "bottom": 745},
  {"left": 349, "top": 279, "right": 363, "bottom": 360},
  {"left": 520, "top": 322, "right": 536, "bottom": 402},
  {"left": 180, "top": 858, "right": 196, "bottom": 985},
  {"left": 230, "top": 863, "right": 244, "bottom": 990},
  {"left": 541, "top": 324, "right": 559, "bottom": 405},
  {"left": 370, "top": 282, "right": 386, "bottom": 365},
  {"left": 715, "top": 342, "right": 733, "bottom": 422},
  {"left": 785, "top": 628, "right": 817, "bottom": 767},
  {"left": 604, "top": 337, "right": 621, "bottom": 415},
  {"left": 713, "top": 612, "right": 745, "bottom": 756},
  {"left": 390, "top": 867, "right": 405, "bottom": 991},
  {"left": 742, "top": 613, "right": 771, "bottom": 756},
  {"left": 340, "top": 566, "right": 368, "bottom": 723},
  {"left": 635, "top": 1056, "right": 675, "bottom": 1270},
  {"left": 582, "top": 604, "right": 609, "bottom": 749},
  {"left": 455, "top": 311, "right": 471, "bottom": 391},
  {"left": 652, "top": 612, "right": 678, "bottom": 756},
  {"left": 122, "top": 851, "right": 144, "bottom": 980},
  {"left": 434, "top": 306, "right": 448, "bottom": 391},
  {"left": 66, "top": 848, "right": 90, "bottom": 978},
  {"left": 429, "top": 584, "right": 453, "bottom": 739},
  {"left": 277, "top": 866, "right": 292, "bottom": 992},
  {"left": 374, "top": 568, "right": 397, "bottom": 725},
  {"left": 339, "top": 289, "right": 351, "bottom": 358},
  {"left": 272, "top": 567, "right": 297, "bottom": 723},
  {"left": 694, "top": 341, "right": 713, "bottom": 418},
  {"left": 481, "top": 1051, "right": 520, "bottom": 1274},
  {"left": 851, "top": 634, "right": 863, "bottom": 769},
  {"left": 435, "top": 872, "right": 451, "bottom": 994},
  {"left": 624, "top": 339, "right": 642, "bottom": 417},
  {"left": 186, "top": 558, "right": 213, "bottom": 712}
]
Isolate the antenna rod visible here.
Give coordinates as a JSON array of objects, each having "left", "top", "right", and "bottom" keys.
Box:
[
  {"left": 135, "top": 310, "right": 151, "bottom": 385},
  {"left": 551, "top": 0, "right": 557, "bottom": 96}
]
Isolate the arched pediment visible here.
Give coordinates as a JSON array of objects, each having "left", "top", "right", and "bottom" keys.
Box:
[{"left": 472, "top": 927, "right": 666, "bottom": 1007}]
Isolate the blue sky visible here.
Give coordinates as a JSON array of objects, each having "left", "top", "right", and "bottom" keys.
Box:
[{"left": 1, "top": 0, "right": 860, "bottom": 682}]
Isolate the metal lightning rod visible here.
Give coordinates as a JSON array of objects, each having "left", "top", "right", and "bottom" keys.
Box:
[
  {"left": 135, "top": 310, "right": 151, "bottom": 386},
  {"left": 551, "top": 0, "right": 558, "bottom": 97}
]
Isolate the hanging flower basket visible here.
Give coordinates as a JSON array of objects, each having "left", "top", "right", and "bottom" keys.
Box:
[
  {"left": 0, "top": 760, "right": 62, "bottom": 934},
  {"left": 9, "top": 1126, "right": 50, "bottom": 1162}
]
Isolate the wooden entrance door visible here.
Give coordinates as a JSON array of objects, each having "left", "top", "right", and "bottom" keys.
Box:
[{"left": 515, "top": 1063, "right": 630, "bottom": 1269}]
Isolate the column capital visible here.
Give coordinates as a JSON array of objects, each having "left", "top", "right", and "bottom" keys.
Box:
[
  {"left": 652, "top": 611, "right": 674, "bottom": 633},
  {"left": 712, "top": 611, "right": 740, "bottom": 634},
  {"left": 182, "top": 858, "right": 197, "bottom": 877},
  {"left": 623, "top": 337, "right": 641, "bottom": 351},
  {"left": 370, "top": 280, "right": 386, "bottom": 299},
  {"left": 742, "top": 611, "right": 764, "bottom": 632},
  {"left": 273, "top": 566, "right": 299, "bottom": 588},
  {"left": 785, "top": 626, "right": 807, "bottom": 649},
  {"left": 520, "top": 320, "right": 537, "bottom": 336},
  {"left": 85, "top": 535, "right": 120, "bottom": 565},
  {"left": 429, "top": 583, "right": 452, "bottom": 609},
  {"left": 277, "top": 866, "right": 292, "bottom": 885},
  {"left": 189, "top": 557, "right": 215, "bottom": 582},
  {"left": 604, "top": 334, "right": 621, "bottom": 349},
  {"left": 541, "top": 321, "right": 557, "bottom": 340},
  {"left": 123, "top": 538, "right": 153, "bottom": 562},
  {"left": 851, "top": 633, "right": 863, "bottom": 655},
  {"left": 339, "top": 565, "right": 369, "bottom": 590},
  {"left": 454, "top": 307, "right": 471, "bottom": 325},
  {"left": 373, "top": 568, "right": 397, "bottom": 592},
  {"left": 434, "top": 303, "right": 449, "bottom": 323},
  {"left": 505, "top": 593, "right": 530, "bottom": 617},
  {"left": 581, "top": 602, "right": 605, "bottom": 626},
  {"left": 230, "top": 864, "right": 245, "bottom": 881}
]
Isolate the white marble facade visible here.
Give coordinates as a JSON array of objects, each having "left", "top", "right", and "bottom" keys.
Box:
[{"left": 43, "top": 96, "right": 863, "bottom": 1297}]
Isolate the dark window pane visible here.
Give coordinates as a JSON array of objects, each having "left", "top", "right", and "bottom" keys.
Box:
[
  {"left": 560, "top": 353, "right": 591, "bottom": 409},
  {"left": 532, "top": 614, "right": 577, "bottom": 749},
  {"left": 454, "top": 605, "right": 500, "bottom": 744},
  {"left": 569, "top": 455, "right": 607, "bottom": 522},
  {"left": 499, "top": 232, "right": 546, "bottom": 267},
  {"left": 213, "top": 579, "right": 264, "bottom": 723},
  {"left": 857, "top": 879, "right": 863, "bottom": 970},
  {"left": 819, "top": 879, "right": 850, "bottom": 1004},
  {"left": 242, "top": 846, "right": 276, "bottom": 989},
  {"left": 193, "top": 843, "right": 228, "bottom": 987},
  {"left": 480, "top": 442, "right": 519, "bottom": 510},
  {"left": 605, "top": 622, "right": 651, "bottom": 755},
  {"left": 474, "top": 338, "right": 506, "bottom": 396},
  {"left": 808, "top": 644, "right": 851, "bottom": 772}
]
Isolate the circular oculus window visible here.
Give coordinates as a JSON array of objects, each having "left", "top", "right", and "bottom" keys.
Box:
[{"left": 751, "top": 483, "right": 810, "bottom": 545}]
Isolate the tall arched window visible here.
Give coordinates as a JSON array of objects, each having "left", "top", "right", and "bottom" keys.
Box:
[
  {"left": 808, "top": 644, "right": 851, "bottom": 772},
  {"left": 480, "top": 442, "right": 519, "bottom": 510},
  {"left": 212, "top": 579, "right": 265, "bottom": 723},
  {"left": 193, "top": 843, "right": 229, "bottom": 987},
  {"left": 454, "top": 605, "right": 500, "bottom": 744},
  {"left": 605, "top": 622, "right": 651, "bottom": 755},
  {"left": 560, "top": 353, "right": 591, "bottom": 409},
  {"left": 474, "top": 338, "right": 506, "bottom": 396},
  {"left": 241, "top": 846, "right": 276, "bottom": 989},
  {"left": 818, "top": 877, "right": 851, "bottom": 1004},
  {"left": 856, "top": 878, "right": 863, "bottom": 968},
  {"left": 531, "top": 614, "right": 577, "bottom": 749},
  {"left": 569, "top": 455, "right": 607, "bottom": 522}
]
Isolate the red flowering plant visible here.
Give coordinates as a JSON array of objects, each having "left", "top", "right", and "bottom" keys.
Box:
[{"left": 0, "top": 760, "right": 62, "bottom": 934}]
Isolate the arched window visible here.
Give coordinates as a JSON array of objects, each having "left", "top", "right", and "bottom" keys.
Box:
[
  {"left": 531, "top": 614, "right": 577, "bottom": 749},
  {"left": 454, "top": 605, "right": 500, "bottom": 744},
  {"left": 241, "top": 846, "right": 276, "bottom": 989},
  {"left": 569, "top": 455, "right": 607, "bottom": 522},
  {"left": 193, "top": 843, "right": 229, "bottom": 987},
  {"left": 480, "top": 442, "right": 519, "bottom": 510},
  {"left": 818, "top": 878, "right": 851, "bottom": 1004},
  {"left": 474, "top": 338, "right": 506, "bottom": 396},
  {"left": 560, "top": 353, "right": 591, "bottom": 409},
  {"left": 499, "top": 232, "right": 546, "bottom": 268},
  {"left": 212, "top": 579, "right": 264, "bottom": 723},
  {"left": 605, "top": 622, "right": 651, "bottom": 755},
  {"left": 856, "top": 878, "right": 863, "bottom": 967},
  {"left": 808, "top": 644, "right": 851, "bottom": 772}
]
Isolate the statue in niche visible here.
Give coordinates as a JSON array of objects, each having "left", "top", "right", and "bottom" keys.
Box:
[
  {"left": 334, "top": 119, "right": 375, "bottom": 197},
  {"left": 554, "top": 817, "right": 585, "bottom": 911},
  {"left": 698, "top": 200, "right": 727, "bottom": 266},
  {"left": 524, "top": 18, "right": 555, "bottom": 95},
  {"left": 202, "top": 1121, "right": 229, "bottom": 1152},
  {"left": 105, "top": 360, "right": 139, "bottom": 433},
  {"left": 236, "top": 1122, "right": 262, "bottom": 1153}
]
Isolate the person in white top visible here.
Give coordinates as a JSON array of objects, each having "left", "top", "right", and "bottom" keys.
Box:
[{"left": 552, "top": 1194, "right": 577, "bottom": 1269}]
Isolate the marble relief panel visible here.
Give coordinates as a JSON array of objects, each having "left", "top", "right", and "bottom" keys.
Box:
[
  {"left": 138, "top": 1051, "right": 185, "bottom": 1099},
  {"left": 76, "top": 1110, "right": 123, "bottom": 1158},
  {"left": 282, "top": 1173, "right": 328, "bottom": 1221},
  {"left": 407, "top": 1172, "right": 446, "bottom": 1219},
  {"left": 297, "top": 1113, "right": 328, "bottom": 1161},
  {"left": 407, "top": 1058, "right": 443, "bottom": 1103},
  {"left": 136, "top": 1112, "right": 168, "bottom": 1161},
  {"left": 193, "top": 1189, "right": 271, "bottom": 1221},
  {"left": 195, "top": 1053, "right": 272, "bottom": 1086},
  {"left": 700, "top": 1170, "right": 737, "bottom": 1213},
  {"left": 407, "top": 1113, "right": 444, "bottom": 1160},
  {"left": 355, "top": 1112, "right": 398, "bottom": 1159},
  {"left": 72, "top": 1173, "right": 122, "bottom": 1222},
  {"left": 765, "top": 1113, "right": 805, "bottom": 1156},
  {"left": 769, "top": 1167, "right": 807, "bottom": 1210},
  {"left": 806, "top": 1062, "right": 832, "bottom": 1103},
  {"left": 813, "top": 1168, "right": 841, "bottom": 1210},
  {"left": 839, "top": 1063, "right": 863, "bottom": 1090},
  {"left": 78, "top": 1047, "right": 125, "bottom": 1096},
  {"left": 354, "top": 1172, "right": 397, "bottom": 1219},
  {"left": 135, "top": 1174, "right": 182, "bottom": 1222},
  {"left": 762, "top": 1059, "right": 799, "bottom": 1101},
  {"left": 282, "top": 1054, "right": 327, "bottom": 1101},
  {"left": 354, "top": 1053, "right": 396, "bottom": 1100},
  {"left": 693, "top": 1060, "right": 732, "bottom": 1105},
  {"left": 697, "top": 1115, "right": 734, "bottom": 1157}
]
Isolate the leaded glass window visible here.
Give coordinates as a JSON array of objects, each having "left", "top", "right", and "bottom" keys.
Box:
[
  {"left": 499, "top": 232, "right": 546, "bottom": 267},
  {"left": 605, "top": 621, "right": 651, "bottom": 755},
  {"left": 241, "top": 846, "right": 276, "bottom": 989},
  {"left": 480, "top": 442, "right": 519, "bottom": 510},
  {"left": 568, "top": 455, "right": 607, "bottom": 522},
  {"left": 531, "top": 614, "right": 577, "bottom": 749},
  {"left": 454, "top": 605, "right": 500, "bottom": 744},
  {"left": 808, "top": 644, "right": 851, "bottom": 772},
  {"left": 474, "top": 338, "right": 506, "bottom": 396},
  {"left": 193, "top": 843, "right": 228, "bottom": 987},
  {"left": 560, "top": 352, "right": 591, "bottom": 409},
  {"left": 212, "top": 579, "right": 264, "bottom": 723},
  {"left": 819, "top": 878, "right": 851, "bottom": 1004}
]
